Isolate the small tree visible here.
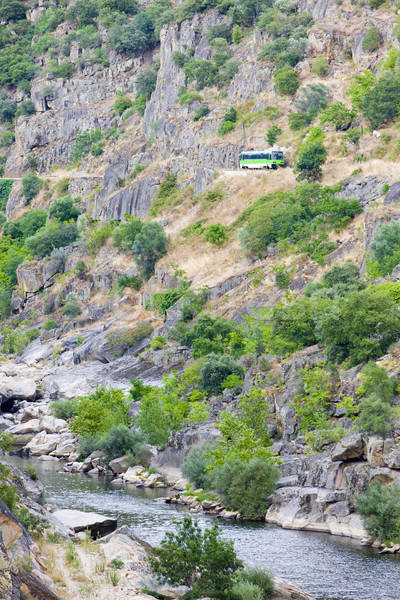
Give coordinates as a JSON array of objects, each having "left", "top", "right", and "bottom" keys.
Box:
[
  {"left": 132, "top": 221, "right": 168, "bottom": 277},
  {"left": 274, "top": 66, "right": 299, "bottom": 95},
  {"left": 135, "top": 68, "right": 157, "bottom": 98},
  {"left": 232, "top": 24, "right": 242, "bottom": 45},
  {"left": 311, "top": 55, "right": 328, "bottom": 77},
  {"left": 363, "top": 75, "right": 400, "bottom": 129},
  {"left": 49, "top": 196, "right": 80, "bottom": 222},
  {"left": 294, "top": 140, "right": 327, "bottom": 181},
  {"left": 150, "top": 515, "right": 243, "bottom": 599},
  {"left": 203, "top": 223, "right": 228, "bottom": 246},
  {"left": 22, "top": 173, "right": 43, "bottom": 204},
  {"left": 362, "top": 27, "right": 382, "bottom": 53},
  {"left": 356, "top": 481, "right": 400, "bottom": 544},
  {"left": 266, "top": 124, "right": 281, "bottom": 145},
  {"left": 200, "top": 353, "right": 245, "bottom": 395}
]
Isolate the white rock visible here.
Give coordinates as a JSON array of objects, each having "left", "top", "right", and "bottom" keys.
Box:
[{"left": 0, "top": 376, "right": 37, "bottom": 401}]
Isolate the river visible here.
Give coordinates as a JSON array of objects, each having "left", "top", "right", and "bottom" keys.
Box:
[{"left": 11, "top": 456, "right": 400, "bottom": 600}]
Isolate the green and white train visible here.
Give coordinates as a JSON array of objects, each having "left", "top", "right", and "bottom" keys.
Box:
[{"left": 239, "top": 149, "right": 285, "bottom": 169}]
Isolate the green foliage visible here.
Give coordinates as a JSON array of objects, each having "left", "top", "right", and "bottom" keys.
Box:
[
  {"left": 193, "top": 104, "right": 210, "bottom": 121},
  {"left": 232, "top": 24, "right": 242, "bottom": 45},
  {"left": 362, "top": 27, "right": 382, "bottom": 53},
  {"left": 222, "top": 373, "right": 243, "bottom": 389},
  {"left": 47, "top": 60, "right": 74, "bottom": 79},
  {"left": 85, "top": 223, "right": 112, "bottom": 254},
  {"left": 319, "top": 102, "right": 356, "bottom": 130},
  {"left": 0, "top": 179, "right": 13, "bottom": 212},
  {"left": 237, "top": 568, "right": 274, "bottom": 600},
  {"left": 70, "top": 386, "right": 129, "bottom": 437},
  {"left": 356, "top": 481, "right": 400, "bottom": 544},
  {"left": 0, "top": 130, "right": 15, "bottom": 148},
  {"left": 50, "top": 399, "right": 77, "bottom": 421},
  {"left": 311, "top": 55, "right": 328, "bottom": 77},
  {"left": 101, "top": 425, "right": 149, "bottom": 464},
  {"left": 272, "top": 265, "right": 291, "bottom": 289},
  {"left": 114, "top": 92, "right": 133, "bottom": 116},
  {"left": 150, "top": 515, "right": 243, "bottom": 598},
  {"left": 294, "top": 83, "right": 330, "bottom": 117},
  {"left": 0, "top": 43, "right": 37, "bottom": 90},
  {"left": 0, "top": 98, "right": 17, "bottom": 122},
  {"left": 274, "top": 66, "right": 299, "bottom": 95},
  {"left": 172, "top": 51, "right": 188, "bottom": 68},
  {"left": 150, "top": 335, "right": 166, "bottom": 349},
  {"left": 49, "top": 196, "right": 80, "bottom": 222},
  {"left": 135, "top": 68, "right": 158, "bottom": 98},
  {"left": 62, "top": 293, "right": 81, "bottom": 317},
  {"left": 356, "top": 362, "right": 398, "bottom": 437},
  {"left": 182, "top": 443, "right": 214, "bottom": 488},
  {"left": 204, "top": 223, "right": 228, "bottom": 246},
  {"left": 318, "top": 289, "right": 400, "bottom": 366},
  {"left": 219, "top": 107, "right": 237, "bottom": 135},
  {"left": 42, "top": 319, "right": 58, "bottom": 331},
  {"left": 25, "top": 222, "right": 78, "bottom": 258},
  {"left": 170, "top": 313, "right": 244, "bottom": 357},
  {"left": 147, "top": 288, "right": 183, "bottom": 318},
  {"left": 70, "top": 129, "right": 104, "bottom": 163},
  {"left": 137, "top": 390, "right": 171, "bottom": 448},
  {"left": 112, "top": 216, "right": 143, "bottom": 252},
  {"left": 266, "top": 124, "right": 281, "bottom": 145},
  {"left": 25, "top": 466, "right": 37, "bottom": 481},
  {"left": 74, "top": 259, "right": 88, "bottom": 278},
  {"left": 151, "top": 173, "right": 178, "bottom": 215},
  {"left": 213, "top": 458, "right": 279, "bottom": 519},
  {"left": 132, "top": 221, "right": 168, "bottom": 277},
  {"left": 187, "top": 400, "right": 210, "bottom": 424},
  {"left": 291, "top": 366, "right": 332, "bottom": 444},
  {"left": 200, "top": 353, "right": 244, "bottom": 395},
  {"left": 177, "top": 86, "right": 202, "bottom": 105},
  {"left": 0, "top": 0, "right": 26, "bottom": 21},
  {"left": 1, "top": 325, "right": 40, "bottom": 354},
  {"left": 184, "top": 58, "right": 219, "bottom": 90},
  {"left": 116, "top": 274, "right": 142, "bottom": 292},
  {"left": 370, "top": 220, "right": 400, "bottom": 276},
  {"left": 108, "top": 14, "right": 155, "bottom": 56},
  {"left": 295, "top": 140, "right": 327, "bottom": 181},
  {"left": 363, "top": 75, "right": 400, "bottom": 129},
  {"left": 347, "top": 69, "right": 375, "bottom": 111},
  {"left": 238, "top": 183, "right": 360, "bottom": 259},
  {"left": 105, "top": 322, "right": 153, "bottom": 357},
  {"left": 22, "top": 173, "right": 43, "bottom": 204},
  {"left": 18, "top": 507, "right": 48, "bottom": 535}
]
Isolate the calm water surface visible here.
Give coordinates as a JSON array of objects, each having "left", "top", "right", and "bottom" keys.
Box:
[{"left": 11, "top": 456, "right": 400, "bottom": 600}]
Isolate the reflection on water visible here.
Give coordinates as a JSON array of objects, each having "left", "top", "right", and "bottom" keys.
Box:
[{"left": 11, "top": 456, "right": 400, "bottom": 600}]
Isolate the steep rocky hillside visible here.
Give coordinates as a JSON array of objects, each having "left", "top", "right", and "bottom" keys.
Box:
[{"left": 2, "top": 0, "right": 400, "bottom": 582}]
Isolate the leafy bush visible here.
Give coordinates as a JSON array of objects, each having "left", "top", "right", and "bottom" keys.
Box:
[
  {"left": 49, "top": 196, "right": 80, "bottom": 222},
  {"left": 170, "top": 313, "right": 243, "bottom": 357},
  {"left": 132, "top": 221, "right": 168, "bottom": 277},
  {"left": 62, "top": 293, "right": 81, "bottom": 317},
  {"left": 274, "top": 66, "right": 299, "bottom": 95},
  {"left": 137, "top": 391, "right": 171, "bottom": 448},
  {"left": 0, "top": 179, "right": 13, "bottom": 211},
  {"left": 42, "top": 319, "right": 58, "bottom": 331},
  {"left": 70, "top": 129, "right": 104, "bottom": 163},
  {"left": 112, "top": 217, "right": 143, "bottom": 252},
  {"left": 356, "top": 481, "right": 400, "bottom": 544},
  {"left": 135, "top": 68, "right": 157, "bottom": 98},
  {"left": 200, "top": 353, "right": 244, "bottom": 395},
  {"left": 0, "top": 130, "right": 15, "bottom": 147},
  {"left": 295, "top": 140, "right": 327, "bottom": 181},
  {"left": 71, "top": 386, "right": 129, "bottom": 437},
  {"left": 370, "top": 220, "right": 400, "bottom": 276},
  {"left": 207, "top": 24, "right": 232, "bottom": 43},
  {"left": 320, "top": 102, "right": 356, "bottom": 130},
  {"left": 238, "top": 568, "right": 274, "bottom": 600},
  {"left": 105, "top": 322, "right": 153, "bottom": 357},
  {"left": 48, "top": 60, "right": 74, "bottom": 79},
  {"left": 116, "top": 274, "right": 142, "bottom": 292},
  {"left": 25, "top": 223, "right": 78, "bottom": 258},
  {"left": 213, "top": 458, "right": 279, "bottom": 518},
  {"left": 172, "top": 51, "right": 188, "bottom": 68},
  {"left": 114, "top": 93, "right": 133, "bottom": 116},
  {"left": 0, "top": 98, "right": 17, "bottom": 122},
  {"left": 184, "top": 58, "right": 219, "bottom": 90},
  {"left": 219, "top": 107, "right": 237, "bottom": 135},
  {"left": 356, "top": 362, "right": 398, "bottom": 437},
  {"left": 182, "top": 443, "right": 214, "bottom": 489},
  {"left": 204, "top": 223, "right": 228, "bottom": 246},
  {"left": 266, "top": 124, "right": 281, "bottom": 145},
  {"left": 311, "top": 55, "right": 328, "bottom": 77},
  {"left": 150, "top": 515, "right": 243, "bottom": 599},
  {"left": 101, "top": 425, "right": 149, "bottom": 464},
  {"left": 318, "top": 289, "right": 400, "bottom": 366},
  {"left": 232, "top": 24, "right": 242, "bottom": 45},
  {"left": 3, "top": 209, "right": 47, "bottom": 241},
  {"left": 177, "top": 86, "right": 202, "bottom": 105},
  {"left": 22, "top": 173, "right": 43, "bottom": 204},
  {"left": 193, "top": 105, "right": 210, "bottom": 121},
  {"left": 363, "top": 75, "right": 400, "bottom": 129},
  {"left": 50, "top": 399, "right": 77, "bottom": 420},
  {"left": 363, "top": 27, "right": 382, "bottom": 53},
  {"left": 74, "top": 259, "right": 88, "bottom": 278},
  {"left": 294, "top": 83, "right": 330, "bottom": 116}
]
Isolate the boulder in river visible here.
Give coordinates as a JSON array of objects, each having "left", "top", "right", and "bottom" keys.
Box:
[
  {"left": 53, "top": 509, "right": 117, "bottom": 538},
  {"left": 0, "top": 376, "right": 37, "bottom": 411}
]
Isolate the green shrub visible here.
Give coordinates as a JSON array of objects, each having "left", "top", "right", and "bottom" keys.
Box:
[
  {"left": 150, "top": 515, "right": 243, "bottom": 599},
  {"left": 0, "top": 482, "right": 19, "bottom": 511},
  {"left": 22, "top": 173, "right": 43, "bottom": 204},
  {"left": 177, "top": 86, "right": 202, "bottom": 105},
  {"left": 219, "top": 107, "right": 237, "bottom": 135},
  {"left": 48, "top": 60, "right": 74, "bottom": 78},
  {"left": 49, "top": 196, "right": 80, "bottom": 222},
  {"left": 114, "top": 93, "right": 133, "bottom": 116},
  {"left": 274, "top": 66, "right": 299, "bottom": 95},
  {"left": 135, "top": 68, "right": 157, "bottom": 97},
  {"left": 266, "top": 124, "right": 281, "bottom": 145},
  {"left": 288, "top": 112, "right": 312, "bottom": 130},
  {"left": 112, "top": 216, "right": 143, "bottom": 252},
  {"left": 85, "top": 223, "right": 112, "bottom": 254},
  {"left": 318, "top": 289, "right": 400, "bottom": 366},
  {"left": 0, "top": 179, "right": 13, "bottom": 211},
  {"left": 347, "top": 69, "right": 375, "bottom": 111},
  {"left": 105, "top": 322, "right": 153, "bottom": 357},
  {"left": 294, "top": 140, "right": 327, "bottom": 181},
  {"left": 74, "top": 259, "right": 88, "bottom": 278},
  {"left": 42, "top": 319, "right": 58, "bottom": 331},
  {"left": 212, "top": 458, "right": 279, "bottom": 519},
  {"left": 25, "top": 466, "right": 37, "bottom": 481},
  {"left": 207, "top": 24, "right": 232, "bottom": 43},
  {"left": 101, "top": 425, "right": 149, "bottom": 464},
  {"left": 71, "top": 386, "right": 129, "bottom": 437},
  {"left": 147, "top": 288, "right": 182, "bottom": 318},
  {"left": 62, "top": 293, "right": 81, "bottom": 317},
  {"left": 320, "top": 102, "right": 356, "bottom": 130},
  {"left": 222, "top": 374, "right": 243, "bottom": 389},
  {"left": 172, "top": 51, "right": 188, "bottom": 68},
  {"left": 193, "top": 105, "right": 210, "bottom": 121},
  {"left": 238, "top": 568, "right": 274, "bottom": 600},
  {"left": 294, "top": 83, "right": 330, "bottom": 116},
  {"left": 232, "top": 581, "right": 263, "bottom": 600},
  {"left": 181, "top": 443, "right": 214, "bottom": 488},
  {"left": 150, "top": 335, "right": 166, "bottom": 349},
  {"left": 311, "top": 55, "right": 328, "bottom": 77},
  {"left": 356, "top": 362, "right": 398, "bottom": 437},
  {"left": 363, "top": 76, "right": 400, "bottom": 129},
  {"left": 70, "top": 129, "right": 103, "bottom": 163},
  {"left": 356, "top": 481, "right": 400, "bottom": 544},
  {"left": 0, "top": 98, "right": 17, "bottom": 122},
  {"left": 170, "top": 313, "right": 243, "bottom": 357},
  {"left": 362, "top": 27, "right": 382, "bottom": 53},
  {"left": 200, "top": 353, "right": 244, "bottom": 395},
  {"left": 50, "top": 399, "right": 77, "bottom": 420},
  {"left": 132, "top": 221, "right": 168, "bottom": 277},
  {"left": 204, "top": 223, "right": 228, "bottom": 246},
  {"left": 116, "top": 274, "right": 142, "bottom": 292},
  {"left": 78, "top": 433, "right": 104, "bottom": 458},
  {"left": 137, "top": 391, "right": 171, "bottom": 448},
  {"left": 232, "top": 24, "right": 242, "bottom": 45},
  {"left": 370, "top": 220, "right": 400, "bottom": 276}
]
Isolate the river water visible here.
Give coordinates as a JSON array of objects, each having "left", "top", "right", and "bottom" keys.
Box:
[{"left": 11, "top": 456, "right": 400, "bottom": 600}]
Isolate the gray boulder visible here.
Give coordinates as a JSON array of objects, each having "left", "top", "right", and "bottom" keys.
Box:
[
  {"left": 384, "top": 181, "right": 400, "bottom": 205},
  {"left": 53, "top": 509, "right": 117, "bottom": 538},
  {"left": 331, "top": 433, "right": 364, "bottom": 462}
]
